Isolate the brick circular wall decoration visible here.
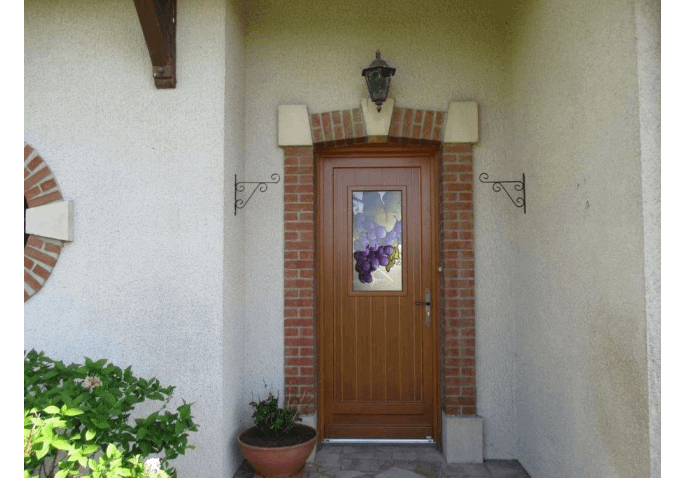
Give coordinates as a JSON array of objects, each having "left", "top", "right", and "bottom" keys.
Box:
[{"left": 24, "top": 143, "right": 65, "bottom": 302}]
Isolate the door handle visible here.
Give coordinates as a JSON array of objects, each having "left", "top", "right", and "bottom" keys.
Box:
[{"left": 416, "top": 288, "right": 431, "bottom": 327}]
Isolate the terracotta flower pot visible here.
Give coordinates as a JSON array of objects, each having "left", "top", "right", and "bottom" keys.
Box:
[{"left": 238, "top": 425, "right": 317, "bottom": 478}]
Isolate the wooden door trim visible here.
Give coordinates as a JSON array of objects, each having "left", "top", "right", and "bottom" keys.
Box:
[{"left": 315, "top": 142, "right": 441, "bottom": 444}]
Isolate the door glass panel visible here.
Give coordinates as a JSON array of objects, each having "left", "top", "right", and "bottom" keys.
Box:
[{"left": 352, "top": 190, "right": 402, "bottom": 291}]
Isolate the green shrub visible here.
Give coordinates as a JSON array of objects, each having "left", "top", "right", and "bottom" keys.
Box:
[
  {"left": 24, "top": 350, "right": 198, "bottom": 477},
  {"left": 249, "top": 388, "right": 301, "bottom": 437}
]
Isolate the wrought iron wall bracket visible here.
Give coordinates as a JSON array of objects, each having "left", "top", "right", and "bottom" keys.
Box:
[
  {"left": 479, "top": 173, "right": 526, "bottom": 214},
  {"left": 234, "top": 173, "right": 281, "bottom": 215}
]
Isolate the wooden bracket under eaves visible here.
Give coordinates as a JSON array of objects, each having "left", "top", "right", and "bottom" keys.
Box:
[{"left": 134, "top": 0, "right": 176, "bottom": 89}]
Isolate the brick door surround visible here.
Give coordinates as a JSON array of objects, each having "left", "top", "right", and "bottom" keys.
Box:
[{"left": 282, "top": 104, "right": 476, "bottom": 421}]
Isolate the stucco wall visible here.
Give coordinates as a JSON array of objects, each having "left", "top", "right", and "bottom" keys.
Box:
[
  {"left": 24, "top": 1, "right": 245, "bottom": 475},
  {"left": 507, "top": 0, "right": 653, "bottom": 477},
  {"left": 241, "top": 0, "right": 519, "bottom": 458}
]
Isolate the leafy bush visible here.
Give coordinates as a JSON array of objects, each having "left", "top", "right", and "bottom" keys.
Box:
[
  {"left": 24, "top": 406, "right": 169, "bottom": 478},
  {"left": 249, "top": 389, "right": 301, "bottom": 437},
  {"left": 24, "top": 350, "right": 198, "bottom": 477}
]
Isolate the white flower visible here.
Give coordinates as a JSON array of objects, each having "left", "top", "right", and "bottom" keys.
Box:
[
  {"left": 82, "top": 376, "right": 102, "bottom": 391},
  {"left": 144, "top": 458, "right": 162, "bottom": 476}
]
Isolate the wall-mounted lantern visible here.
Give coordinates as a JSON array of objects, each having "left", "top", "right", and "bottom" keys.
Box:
[{"left": 362, "top": 51, "right": 396, "bottom": 112}]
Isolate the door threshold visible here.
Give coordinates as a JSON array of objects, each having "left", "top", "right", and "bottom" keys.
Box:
[{"left": 323, "top": 438, "right": 435, "bottom": 444}]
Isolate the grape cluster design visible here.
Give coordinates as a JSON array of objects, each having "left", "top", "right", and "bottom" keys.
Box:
[{"left": 353, "top": 213, "right": 401, "bottom": 284}]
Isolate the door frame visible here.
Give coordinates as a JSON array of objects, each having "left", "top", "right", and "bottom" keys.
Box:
[{"left": 315, "top": 142, "right": 441, "bottom": 444}]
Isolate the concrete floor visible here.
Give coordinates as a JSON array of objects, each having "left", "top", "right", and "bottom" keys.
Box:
[{"left": 233, "top": 444, "right": 531, "bottom": 478}]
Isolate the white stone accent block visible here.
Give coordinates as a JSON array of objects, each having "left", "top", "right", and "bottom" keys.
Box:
[
  {"left": 278, "top": 105, "right": 313, "bottom": 146},
  {"left": 442, "top": 413, "right": 483, "bottom": 463},
  {"left": 361, "top": 98, "right": 395, "bottom": 137},
  {"left": 25, "top": 200, "right": 74, "bottom": 241},
  {"left": 444, "top": 101, "right": 479, "bottom": 143}
]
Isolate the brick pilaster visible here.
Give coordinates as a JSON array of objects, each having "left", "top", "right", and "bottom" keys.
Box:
[
  {"left": 439, "top": 144, "right": 476, "bottom": 415},
  {"left": 283, "top": 146, "right": 316, "bottom": 413}
]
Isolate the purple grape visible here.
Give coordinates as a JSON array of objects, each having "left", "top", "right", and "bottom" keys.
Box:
[
  {"left": 355, "top": 261, "right": 362, "bottom": 272},
  {"left": 368, "top": 239, "right": 379, "bottom": 250},
  {"left": 378, "top": 255, "right": 389, "bottom": 266},
  {"left": 376, "top": 226, "right": 387, "bottom": 239},
  {"left": 383, "top": 245, "right": 393, "bottom": 255},
  {"left": 360, "top": 271, "right": 373, "bottom": 283},
  {"left": 393, "top": 220, "right": 402, "bottom": 234},
  {"left": 358, "top": 236, "right": 369, "bottom": 250},
  {"left": 354, "top": 213, "right": 367, "bottom": 230},
  {"left": 370, "top": 257, "right": 379, "bottom": 269},
  {"left": 360, "top": 260, "right": 370, "bottom": 272},
  {"left": 367, "top": 229, "right": 377, "bottom": 240}
]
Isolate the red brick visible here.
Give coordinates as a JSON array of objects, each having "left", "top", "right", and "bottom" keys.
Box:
[
  {"left": 321, "top": 112, "right": 333, "bottom": 141},
  {"left": 24, "top": 271, "right": 42, "bottom": 292},
  {"left": 40, "top": 179, "right": 57, "bottom": 191},
  {"left": 402, "top": 110, "right": 413, "bottom": 137},
  {"left": 24, "top": 246, "right": 57, "bottom": 267},
  {"left": 32, "top": 265, "right": 51, "bottom": 280},
  {"left": 342, "top": 110, "right": 353, "bottom": 138},
  {"left": 285, "top": 366, "right": 298, "bottom": 376},
  {"left": 25, "top": 186, "right": 41, "bottom": 200},
  {"left": 24, "top": 167, "right": 50, "bottom": 191},
  {"left": 422, "top": 111, "right": 434, "bottom": 139},
  {"left": 28, "top": 156, "right": 44, "bottom": 171},
  {"left": 286, "top": 357, "right": 315, "bottom": 366},
  {"left": 27, "top": 236, "right": 44, "bottom": 248},
  {"left": 310, "top": 114, "right": 321, "bottom": 128},
  {"left": 30, "top": 191, "right": 63, "bottom": 207}
]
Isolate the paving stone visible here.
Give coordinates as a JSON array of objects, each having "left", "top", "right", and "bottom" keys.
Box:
[
  {"left": 331, "top": 471, "right": 368, "bottom": 478},
  {"left": 375, "top": 467, "right": 425, "bottom": 478},
  {"left": 391, "top": 451, "right": 418, "bottom": 461},
  {"left": 315, "top": 452, "right": 342, "bottom": 467}
]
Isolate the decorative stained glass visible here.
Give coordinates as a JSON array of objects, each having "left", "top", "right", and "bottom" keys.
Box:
[{"left": 352, "top": 190, "right": 402, "bottom": 291}]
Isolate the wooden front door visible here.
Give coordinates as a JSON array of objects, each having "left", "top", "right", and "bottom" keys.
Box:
[{"left": 317, "top": 144, "right": 439, "bottom": 441}]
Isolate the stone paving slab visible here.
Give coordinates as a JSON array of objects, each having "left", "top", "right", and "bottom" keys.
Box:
[{"left": 233, "top": 444, "right": 531, "bottom": 478}]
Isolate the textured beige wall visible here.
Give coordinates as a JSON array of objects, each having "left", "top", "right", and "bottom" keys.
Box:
[
  {"left": 24, "top": 1, "right": 245, "bottom": 475},
  {"left": 508, "top": 0, "right": 652, "bottom": 477},
  {"left": 241, "top": 0, "right": 520, "bottom": 458}
]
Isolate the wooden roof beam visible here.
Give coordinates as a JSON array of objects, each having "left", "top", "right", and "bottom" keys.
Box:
[{"left": 134, "top": 0, "right": 176, "bottom": 89}]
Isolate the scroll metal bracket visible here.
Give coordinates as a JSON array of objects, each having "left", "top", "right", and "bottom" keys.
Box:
[
  {"left": 234, "top": 173, "right": 281, "bottom": 215},
  {"left": 479, "top": 172, "right": 526, "bottom": 214}
]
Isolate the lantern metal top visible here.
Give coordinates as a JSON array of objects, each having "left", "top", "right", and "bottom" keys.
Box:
[
  {"left": 362, "top": 50, "right": 396, "bottom": 76},
  {"left": 362, "top": 51, "right": 396, "bottom": 112}
]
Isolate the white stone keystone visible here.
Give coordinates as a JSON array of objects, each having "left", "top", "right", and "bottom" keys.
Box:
[
  {"left": 444, "top": 101, "right": 479, "bottom": 143},
  {"left": 361, "top": 98, "right": 395, "bottom": 137},
  {"left": 278, "top": 105, "right": 313, "bottom": 146},
  {"left": 25, "top": 200, "right": 74, "bottom": 241}
]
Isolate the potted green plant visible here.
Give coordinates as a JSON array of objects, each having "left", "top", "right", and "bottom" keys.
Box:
[{"left": 238, "top": 388, "right": 317, "bottom": 478}]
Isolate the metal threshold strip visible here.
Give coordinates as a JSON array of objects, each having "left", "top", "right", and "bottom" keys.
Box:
[{"left": 323, "top": 438, "right": 435, "bottom": 444}]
